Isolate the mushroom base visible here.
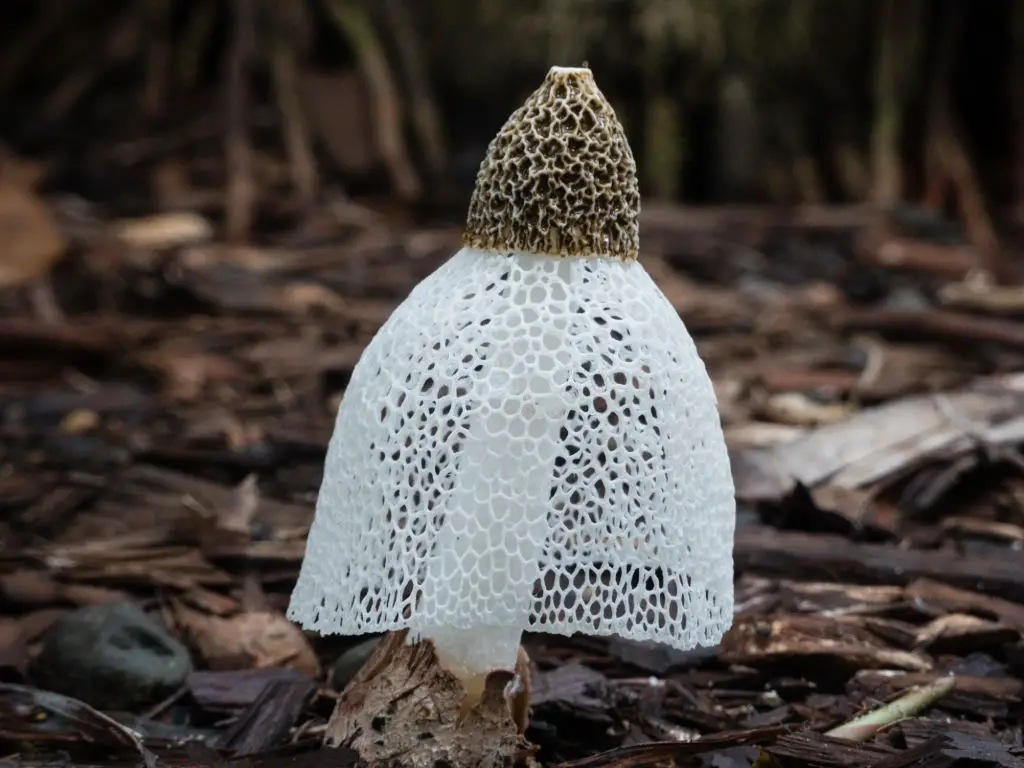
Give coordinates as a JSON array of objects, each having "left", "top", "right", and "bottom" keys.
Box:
[{"left": 324, "top": 630, "right": 534, "bottom": 768}]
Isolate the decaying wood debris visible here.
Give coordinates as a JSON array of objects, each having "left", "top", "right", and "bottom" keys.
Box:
[{"left": 0, "top": 184, "right": 1022, "bottom": 767}]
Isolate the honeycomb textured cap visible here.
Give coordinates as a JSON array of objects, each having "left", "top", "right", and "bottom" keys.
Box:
[{"left": 463, "top": 66, "right": 640, "bottom": 261}]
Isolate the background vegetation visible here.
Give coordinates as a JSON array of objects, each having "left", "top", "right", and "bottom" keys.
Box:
[{"left": 0, "top": 0, "right": 1018, "bottom": 244}]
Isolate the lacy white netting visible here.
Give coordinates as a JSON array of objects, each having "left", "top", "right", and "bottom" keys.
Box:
[{"left": 288, "top": 247, "right": 735, "bottom": 653}]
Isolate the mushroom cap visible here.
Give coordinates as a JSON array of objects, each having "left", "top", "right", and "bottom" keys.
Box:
[
  {"left": 288, "top": 246, "right": 736, "bottom": 651},
  {"left": 463, "top": 65, "right": 640, "bottom": 261}
]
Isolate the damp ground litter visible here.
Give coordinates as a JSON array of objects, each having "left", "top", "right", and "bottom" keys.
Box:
[
  {"left": 3, "top": 191, "right": 1024, "bottom": 767},
  {"left": 2, "top": 4, "right": 1024, "bottom": 767}
]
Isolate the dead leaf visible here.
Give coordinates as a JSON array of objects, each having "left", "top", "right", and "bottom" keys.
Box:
[{"left": 171, "top": 603, "right": 319, "bottom": 678}]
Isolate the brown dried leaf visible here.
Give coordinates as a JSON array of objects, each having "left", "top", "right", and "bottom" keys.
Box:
[
  {"left": 0, "top": 168, "right": 66, "bottom": 289},
  {"left": 171, "top": 603, "right": 319, "bottom": 678}
]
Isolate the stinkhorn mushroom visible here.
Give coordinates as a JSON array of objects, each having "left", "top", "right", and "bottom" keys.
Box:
[{"left": 289, "top": 64, "right": 735, "bottom": 714}]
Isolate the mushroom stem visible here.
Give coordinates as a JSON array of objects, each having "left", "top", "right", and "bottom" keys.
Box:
[{"left": 422, "top": 625, "right": 524, "bottom": 684}]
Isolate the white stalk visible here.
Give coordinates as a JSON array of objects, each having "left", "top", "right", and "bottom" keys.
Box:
[{"left": 413, "top": 252, "right": 570, "bottom": 684}]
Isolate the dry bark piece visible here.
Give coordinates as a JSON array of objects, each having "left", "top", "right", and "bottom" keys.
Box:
[
  {"left": 764, "top": 730, "right": 897, "bottom": 768},
  {"left": 218, "top": 672, "right": 317, "bottom": 756},
  {"left": 186, "top": 668, "right": 314, "bottom": 714},
  {"left": 735, "top": 524, "right": 1024, "bottom": 603},
  {"left": 868, "top": 730, "right": 1023, "bottom": 768},
  {"left": 733, "top": 374, "right": 1024, "bottom": 504},
  {"left": 851, "top": 338, "right": 972, "bottom": 400},
  {"left": 904, "top": 578, "right": 1024, "bottom": 631},
  {"left": 324, "top": 630, "right": 531, "bottom": 768},
  {"left": 719, "top": 614, "right": 932, "bottom": 674},
  {"left": 774, "top": 580, "right": 906, "bottom": 614},
  {"left": 913, "top": 613, "right": 1019, "bottom": 654},
  {"left": 941, "top": 516, "right": 1024, "bottom": 544},
  {"left": 0, "top": 570, "right": 126, "bottom": 608}
]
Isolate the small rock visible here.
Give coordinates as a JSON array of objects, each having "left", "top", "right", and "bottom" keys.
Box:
[
  {"left": 331, "top": 636, "right": 380, "bottom": 691},
  {"left": 33, "top": 600, "right": 192, "bottom": 711}
]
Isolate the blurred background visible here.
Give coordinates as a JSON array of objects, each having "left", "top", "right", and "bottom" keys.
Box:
[
  {"left": 1, "top": 2, "right": 1024, "bottom": 766},
  {"left": 0, "top": 0, "right": 1020, "bottom": 223}
]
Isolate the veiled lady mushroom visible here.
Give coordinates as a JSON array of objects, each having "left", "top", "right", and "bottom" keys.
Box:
[{"left": 289, "top": 65, "right": 735, "bottom": 712}]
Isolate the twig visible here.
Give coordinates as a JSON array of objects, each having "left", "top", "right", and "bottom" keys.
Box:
[
  {"left": 143, "top": 0, "right": 171, "bottom": 119},
  {"left": 932, "top": 125, "right": 1000, "bottom": 255},
  {"left": 381, "top": 0, "right": 447, "bottom": 177},
  {"left": 825, "top": 676, "right": 956, "bottom": 741},
  {"left": 176, "top": 2, "right": 218, "bottom": 92},
  {"left": 924, "top": 1, "right": 1003, "bottom": 275},
  {"left": 270, "top": 3, "right": 318, "bottom": 209},
  {"left": 836, "top": 306, "right": 1024, "bottom": 349},
  {"left": 870, "top": 0, "right": 924, "bottom": 204},
  {"left": 322, "top": 0, "right": 422, "bottom": 201},
  {"left": 224, "top": 0, "right": 256, "bottom": 243}
]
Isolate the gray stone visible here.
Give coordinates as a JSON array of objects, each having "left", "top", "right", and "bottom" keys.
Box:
[
  {"left": 33, "top": 600, "right": 192, "bottom": 711},
  {"left": 330, "top": 636, "right": 380, "bottom": 692}
]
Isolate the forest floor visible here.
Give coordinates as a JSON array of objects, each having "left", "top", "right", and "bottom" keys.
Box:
[{"left": 1, "top": 157, "right": 1024, "bottom": 767}]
